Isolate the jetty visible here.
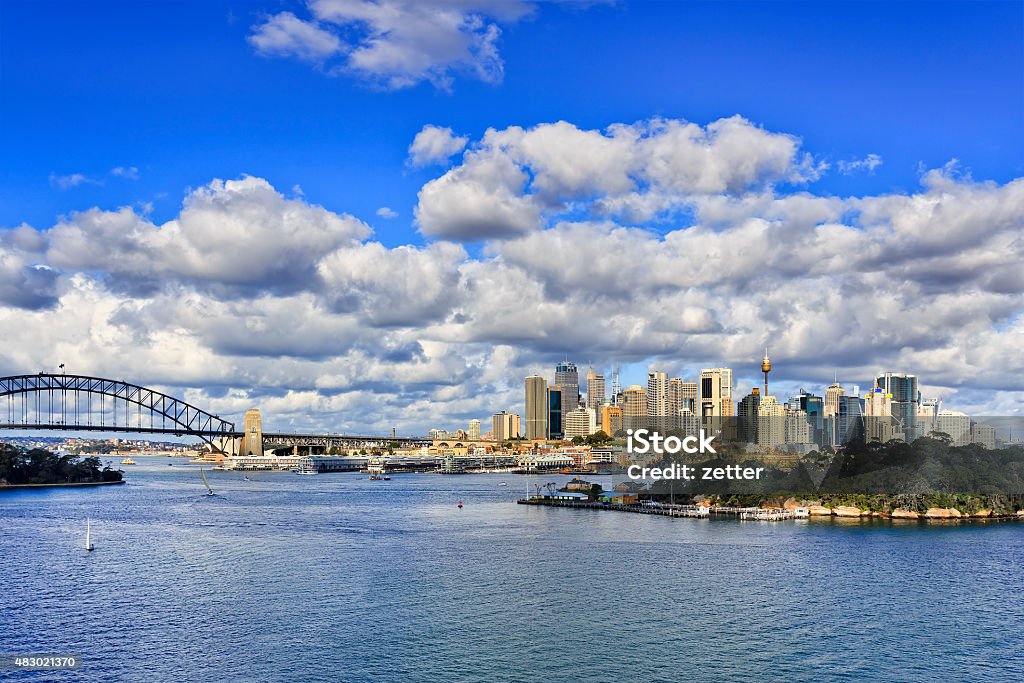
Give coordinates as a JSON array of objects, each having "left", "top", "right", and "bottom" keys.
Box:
[{"left": 517, "top": 498, "right": 809, "bottom": 521}]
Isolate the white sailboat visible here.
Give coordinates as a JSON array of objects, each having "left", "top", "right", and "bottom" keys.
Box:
[
  {"left": 200, "top": 467, "right": 214, "bottom": 496},
  {"left": 85, "top": 519, "right": 94, "bottom": 552}
]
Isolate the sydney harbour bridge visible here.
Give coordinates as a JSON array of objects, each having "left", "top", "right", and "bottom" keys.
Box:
[{"left": 0, "top": 373, "right": 429, "bottom": 454}]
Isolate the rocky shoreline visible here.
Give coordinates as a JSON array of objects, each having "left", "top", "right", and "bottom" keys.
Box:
[{"left": 797, "top": 500, "right": 1023, "bottom": 521}]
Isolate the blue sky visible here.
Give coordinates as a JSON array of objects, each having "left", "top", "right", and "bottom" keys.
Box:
[
  {"left": 1, "top": 1, "right": 1022, "bottom": 432},
  {"left": 2, "top": 1, "right": 1021, "bottom": 238}
]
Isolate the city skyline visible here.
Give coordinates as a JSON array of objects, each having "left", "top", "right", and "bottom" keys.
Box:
[
  {"left": 463, "top": 357, "right": 995, "bottom": 443},
  {"left": 0, "top": 1, "right": 1022, "bottom": 435}
]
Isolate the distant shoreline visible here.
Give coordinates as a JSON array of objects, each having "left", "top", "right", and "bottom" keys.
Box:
[{"left": 0, "top": 480, "right": 126, "bottom": 491}]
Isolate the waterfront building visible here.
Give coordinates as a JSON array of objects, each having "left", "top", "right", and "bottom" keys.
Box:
[
  {"left": 565, "top": 407, "right": 598, "bottom": 439},
  {"left": 737, "top": 388, "right": 761, "bottom": 443},
  {"left": 429, "top": 429, "right": 468, "bottom": 441},
  {"left": 601, "top": 405, "right": 623, "bottom": 437},
  {"left": 491, "top": 411, "right": 521, "bottom": 442},
  {"left": 548, "top": 386, "right": 564, "bottom": 441},
  {"left": 647, "top": 370, "right": 668, "bottom": 432},
  {"left": 622, "top": 385, "right": 647, "bottom": 431},
  {"left": 230, "top": 453, "right": 302, "bottom": 471},
  {"left": 468, "top": 419, "right": 481, "bottom": 440},
  {"left": 586, "top": 368, "right": 605, "bottom": 411},
  {"left": 525, "top": 375, "right": 548, "bottom": 440},
  {"left": 555, "top": 361, "right": 580, "bottom": 430}
]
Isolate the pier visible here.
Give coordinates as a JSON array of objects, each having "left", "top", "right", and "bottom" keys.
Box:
[{"left": 517, "top": 499, "right": 809, "bottom": 522}]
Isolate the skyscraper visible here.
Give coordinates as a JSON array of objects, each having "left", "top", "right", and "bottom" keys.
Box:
[
  {"left": 737, "top": 388, "right": 761, "bottom": 443},
  {"left": 647, "top": 371, "right": 667, "bottom": 431},
  {"left": 699, "top": 368, "right": 734, "bottom": 418},
  {"left": 564, "top": 407, "right": 597, "bottom": 439},
  {"left": 918, "top": 397, "right": 940, "bottom": 437},
  {"left": 622, "top": 384, "right": 647, "bottom": 431},
  {"left": 601, "top": 405, "right": 623, "bottom": 437},
  {"left": 934, "top": 410, "right": 971, "bottom": 445},
  {"left": 555, "top": 361, "right": 580, "bottom": 430},
  {"left": 525, "top": 375, "right": 548, "bottom": 440},
  {"left": 837, "top": 394, "right": 865, "bottom": 444},
  {"left": 491, "top": 411, "right": 521, "bottom": 442},
  {"left": 971, "top": 422, "right": 996, "bottom": 449},
  {"left": 668, "top": 378, "right": 697, "bottom": 430},
  {"left": 668, "top": 378, "right": 683, "bottom": 416},
  {"left": 824, "top": 381, "right": 845, "bottom": 418},
  {"left": 586, "top": 367, "right": 606, "bottom": 411},
  {"left": 864, "top": 385, "right": 895, "bottom": 442},
  {"left": 877, "top": 372, "right": 921, "bottom": 440},
  {"left": 468, "top": 419, "right": 481, "bottom": 440},
  {"left": 547, "top": 386, "right": 564, "bottom": 440},
  {"left": 757, "top": 395, "right": 785, "bottom": 447}
]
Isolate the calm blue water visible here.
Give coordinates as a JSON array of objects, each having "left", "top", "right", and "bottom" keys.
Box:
[{"left": 2, "top": 458, "right": 1022, "bottom": 682}]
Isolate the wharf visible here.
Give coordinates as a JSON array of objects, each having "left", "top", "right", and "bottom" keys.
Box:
[{"left": 517, "top": 499, "right": 805, "bottom": 521}]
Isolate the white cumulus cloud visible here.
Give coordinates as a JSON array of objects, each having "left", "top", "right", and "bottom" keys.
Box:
[
  {"left": 248, "top": 11, "right": 344, "bottom": 63},
  {"left": 415, "top": 116, "right": 823, "bottom": 240},
  {"left": 408, "top": 125, "right": 469, "bottom": 167},
  {"left": 248, "top": 0, "right": 539, "bottom": 90}
]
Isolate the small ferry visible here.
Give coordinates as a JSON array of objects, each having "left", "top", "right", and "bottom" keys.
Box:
[{"left": 120, "top": 457, "right": 137, "bottom": 465}]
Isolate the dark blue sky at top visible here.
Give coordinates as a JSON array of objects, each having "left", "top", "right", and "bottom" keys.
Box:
[{"left": 1, "top": 0, "right": 1021, "bottom": 247}]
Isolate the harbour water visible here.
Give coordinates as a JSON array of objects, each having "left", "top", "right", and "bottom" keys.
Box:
[{"left": 2, "top": 458, "right": 1023, "bottom": 682}]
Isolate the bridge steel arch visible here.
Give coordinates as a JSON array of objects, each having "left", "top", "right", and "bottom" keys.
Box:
[{"left": 0, "top": 373, "right": 236, "bottom": 448}]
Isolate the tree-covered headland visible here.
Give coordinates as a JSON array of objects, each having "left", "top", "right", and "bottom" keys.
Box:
[{"left": 0, "top": 444, "right": 124, "bottom": 486}]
